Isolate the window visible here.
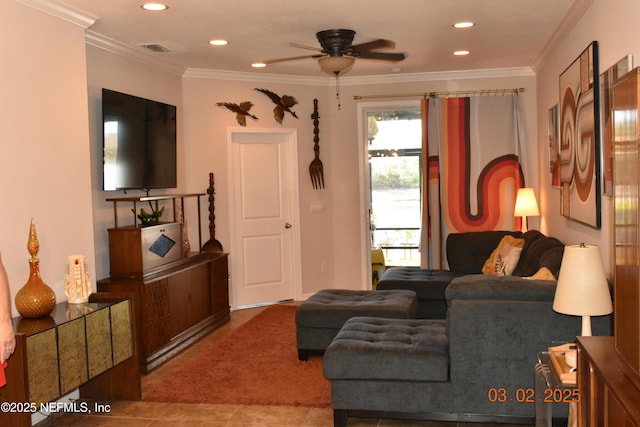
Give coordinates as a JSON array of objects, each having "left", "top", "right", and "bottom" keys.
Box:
[{"left": 367, "top": 109, "right": 422, "bottom": 267}]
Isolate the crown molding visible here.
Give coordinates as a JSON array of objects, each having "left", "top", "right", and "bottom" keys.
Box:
[
  {"left": 339, "top": 67, "right": 535, "bottom": 86},
  {"left": 183, "top": 68, "right": 330, "bottom": 85},
  {"left": 15, "top": 0, "right": 96, "bottom": 28},
  {"left": 85, "top": 30, "right": 186, "bottom": 76},
  {"left": 532, "top": 0, "right": 594, "bottom": 72},
  {"left": 183, "top": 66, "right": 535, "bottom": 85}
]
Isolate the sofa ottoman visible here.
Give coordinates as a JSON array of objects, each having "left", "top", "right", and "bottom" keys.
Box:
[
  {"left": 376, "top": 268, "right": 459, "bottom": 319},
  {"left": 295, "top": 289, "right": 417, "bottom": 360}
]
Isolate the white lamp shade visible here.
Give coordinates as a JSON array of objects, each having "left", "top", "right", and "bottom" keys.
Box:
[
  {"left": 318, "top": 56, "right": 355, "bottom": 75},
  {"left": 553, "top": 244, "right": 613, "bottom": 316},
  {"left": 514, "top": 188, "right": 540, "bottom": 217}
]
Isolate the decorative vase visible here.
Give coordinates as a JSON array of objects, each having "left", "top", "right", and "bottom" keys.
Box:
[
  {"left": 181, "top": 221, "right": 191, "bottom": 257},
  {"left": 176, "top": 202, "right": 191, "bottom": 257},
  {"left": 14, "top": 219, "right": 56, "bottom": 318}
]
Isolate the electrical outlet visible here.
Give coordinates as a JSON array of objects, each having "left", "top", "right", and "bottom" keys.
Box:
[{"left": 321, "top": 262, "right": 328, "bottom": 273}]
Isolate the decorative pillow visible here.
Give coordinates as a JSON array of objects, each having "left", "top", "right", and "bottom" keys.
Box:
[
  {"left": 524, "top": 267, "right": 557, "bottom": 281},
  {"left": 482, "top": 235, "right": 525, "bottom": 276}
]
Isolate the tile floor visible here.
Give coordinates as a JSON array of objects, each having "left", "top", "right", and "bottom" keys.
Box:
[{"left": 35, "top": 303, "right": 533, "bottom": 427}]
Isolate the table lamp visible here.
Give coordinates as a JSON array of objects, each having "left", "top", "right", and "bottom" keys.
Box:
[
  {"left": 553, "top": 243, "right": 613, "bottom": 337},
  {"left": 514, "top": 188, "right": 540, "bottom": 232},
  {"left": 553, "top": 243, "right": 612, "bottom": 368}
]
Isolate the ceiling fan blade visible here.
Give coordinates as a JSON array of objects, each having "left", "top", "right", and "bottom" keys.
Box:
[
  {"left": 290, "top": 42, "right": 324, "bottom": 53},
  {"left": 350, "top": 38, "right": 395, "bottom": 52},
  {"left": 261, "top": 54, "right": 324, "bottom": 65},
  {"left": 351, "top": 51, "right": 406, "bottom": 61}
]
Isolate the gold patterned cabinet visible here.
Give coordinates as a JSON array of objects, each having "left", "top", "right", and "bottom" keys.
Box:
[
  {"left": 0, "top": 300, "right": 139, "bottom": 427},
  {"left": 97, "top": 252, "right": 229, "bottom": 373}
]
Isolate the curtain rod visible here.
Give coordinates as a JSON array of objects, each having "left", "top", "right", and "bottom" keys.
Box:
[{"left": 353, "top": 87, "right": 525, "bottom": 100}]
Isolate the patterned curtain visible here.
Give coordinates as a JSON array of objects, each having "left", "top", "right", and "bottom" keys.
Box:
[{"left": 419, "top": 95, "right": 525, "bottom": 269}]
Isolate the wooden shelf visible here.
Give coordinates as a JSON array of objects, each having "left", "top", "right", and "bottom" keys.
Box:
[{"left": 106, "top": 193, "right": 204, "bottom": 231}]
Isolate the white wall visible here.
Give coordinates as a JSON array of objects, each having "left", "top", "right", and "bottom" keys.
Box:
[
  {"left": 535, "top": 0, "right": 640, "bottom": 275},
  {"left": 181, "top": 76, "right": 331, "bottom": 298},
  {"left": 0, "top": 0, "right": 95, "bottom": 316},
  {"left": 85, "top": 44, "right": 184, "bottom": 280},
  {"left": 182, "top": 71, "right": 538, "bottom": 296}
]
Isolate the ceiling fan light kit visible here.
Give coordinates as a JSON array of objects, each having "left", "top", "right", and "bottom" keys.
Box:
[
  {"left": 256, "top": 29, "right": 406, "bottom": 109},
  {"left": 259, "top": 28, "right": 406, "bottom": 78},
  {"left": 318, "top": 56, "right": 355, "bottom": 75}
]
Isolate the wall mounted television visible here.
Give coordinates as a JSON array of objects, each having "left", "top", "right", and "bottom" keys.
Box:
[{"left": 102, "top": 88, "right": 177, "bottom": 191}]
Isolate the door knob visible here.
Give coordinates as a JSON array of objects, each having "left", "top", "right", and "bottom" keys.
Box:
[{"left": 285, "top": 223, "right": 292, "bottom": 229}]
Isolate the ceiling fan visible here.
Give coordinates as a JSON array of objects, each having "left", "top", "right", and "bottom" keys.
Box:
[{"left": 260, "top": 29, "right": 406, "bottom": 76}]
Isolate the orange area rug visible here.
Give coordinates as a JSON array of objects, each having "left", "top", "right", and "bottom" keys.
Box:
[{"left": 143, "top": 305, "right": 331, "bottom": 407}]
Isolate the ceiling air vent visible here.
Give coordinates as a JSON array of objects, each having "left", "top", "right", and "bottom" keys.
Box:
[{"left": 140, "top": 43, "right": 171, "bottom": 53}]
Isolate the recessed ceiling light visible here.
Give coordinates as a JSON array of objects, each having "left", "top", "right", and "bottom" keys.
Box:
[
  {"left": 141, "top": 3, "right": 168, "bottom": 11},
  {"left": 453, "top": 21, "right": 475, "bottom": 29},
  {"left": 251, "top": 62, "right": 267, "bottom": 68},
  {"left": 209, "top": 39, "right": 229, "bottom": 46},
  {"left": 454, "top": 50, "right": 470, "bottom": 56}
]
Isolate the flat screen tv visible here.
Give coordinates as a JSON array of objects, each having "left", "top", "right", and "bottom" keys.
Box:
[{"left": 102, "top": 88, "right": 177, "bottom": 191}]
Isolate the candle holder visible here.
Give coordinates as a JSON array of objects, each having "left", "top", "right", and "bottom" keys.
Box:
[{"left": 64, "top": 254, "right": 92, "bottom": 304}]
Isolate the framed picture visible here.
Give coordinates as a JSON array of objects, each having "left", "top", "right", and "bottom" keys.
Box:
[
  {"left": 548, "top": 104, "right": 560, "bottom": 187},
  {"left": 600, "top": 54, "right": 633, "bottom": 196},
  {"left": 559, "top": 41, "right": 601, "bottom": 229}
]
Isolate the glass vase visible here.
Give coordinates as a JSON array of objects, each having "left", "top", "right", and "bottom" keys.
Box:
[
  {"left": 15, "top": 259, "right": 56, "bottom": 318},
  {"left": 15, "top": 219, "right": 56, "bottom": 318}
]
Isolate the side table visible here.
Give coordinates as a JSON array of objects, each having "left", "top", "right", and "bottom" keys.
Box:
[{"left": 535, "top": 351, "right": 577, "bottom": 427}]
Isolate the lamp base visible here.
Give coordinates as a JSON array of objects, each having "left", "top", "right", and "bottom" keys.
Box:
[{"left": 581, "top": 315, "right": 592, "bottom": 337}]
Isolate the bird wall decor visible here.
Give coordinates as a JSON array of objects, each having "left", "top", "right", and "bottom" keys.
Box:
[
  {"left": 216, "top": 101, "right": 258, "bottom": 126},
  {"left": 254, "top": 88, "right": 299, "bottom": 124}
]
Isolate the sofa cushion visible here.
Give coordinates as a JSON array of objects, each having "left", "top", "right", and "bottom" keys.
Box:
[
  {"left": 481, "top": 235, "right": 525, "bottom": 276},
  {"left": 446, "top": 275, "right": 558, "bottom": 302},
  {"left": 323, "top": 317, "right": 449, "bottom": 382},
  {"left": 447, "top": 231, "right": 522, "bottom": 274},
  {"left": 376, "top": 268, "right": 458, "bottom": 301}
]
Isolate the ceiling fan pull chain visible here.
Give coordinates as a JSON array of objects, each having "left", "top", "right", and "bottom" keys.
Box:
[{"left": 335, "top": 72, "right": 342, "bottom": 110}]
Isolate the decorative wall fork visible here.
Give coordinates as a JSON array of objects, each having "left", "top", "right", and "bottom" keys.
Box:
[{"left": 309, "top": 99, "right": 324, "bottom": 189}]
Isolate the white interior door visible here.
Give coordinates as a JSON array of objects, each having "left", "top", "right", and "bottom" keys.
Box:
[{"left": 228, "top": 128, "right": 301, "bottom": 308}]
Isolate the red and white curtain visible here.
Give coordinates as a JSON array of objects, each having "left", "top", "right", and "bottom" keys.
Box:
[{"left": 419, "top": 95, "right": 526, "bottom": 269}]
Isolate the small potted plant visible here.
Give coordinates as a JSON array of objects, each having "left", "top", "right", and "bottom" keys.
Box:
[{"left": 133, "top": 204, "right": 165, "bottom": 227}]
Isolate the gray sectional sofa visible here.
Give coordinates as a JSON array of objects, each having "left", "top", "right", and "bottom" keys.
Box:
[
  {"left": 376, "top": 230, "right": 566, "bottom": 318},
  {"left": 323, "top": 230, "right": 613, "bottom": 425}
]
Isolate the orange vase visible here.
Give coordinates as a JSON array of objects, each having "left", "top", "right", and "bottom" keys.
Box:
[
  {"left": 14, "top": 219, "right": 56, "bottom": 318},
  {"left": 15, "top": 259, "right": 56, "bottom": 318}
]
